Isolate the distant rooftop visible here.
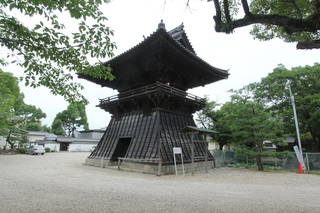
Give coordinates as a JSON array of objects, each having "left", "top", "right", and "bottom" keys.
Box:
[
  {"left": 27, "top": 131, "right": 52, "bottom": 136},
  {"left": 79, "top": 128, "right": 106, "bottom": 133}
]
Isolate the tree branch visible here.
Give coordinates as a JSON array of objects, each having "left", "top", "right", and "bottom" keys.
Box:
[
  {"left": 297, "top": 40, "right": 320, "bottom": 49},
  {"left": 241, "top": 0, "right": 250, "bottom": 15},
  {"left": 289, "top": 0, "right": 303, "bottom": 19},
  {"left": 212, "top": 0, "right": 320, "bottom": 49},
  {"left": 215, "top": 12, "right": 318, "bottom": 34},
  {"left": 223, "top": 0, "right": 231, "bottom": 23}
]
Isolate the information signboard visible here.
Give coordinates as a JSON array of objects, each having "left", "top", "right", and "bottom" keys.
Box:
[
  {"left": 173, "top": 147, "right": 182, "bottom": 154},
  {"left": 173, "top": 147, "right": 185, "bottom": 176}
]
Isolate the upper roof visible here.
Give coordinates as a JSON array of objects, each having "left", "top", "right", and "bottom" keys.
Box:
[
  {"left": 78, "top": 21, "right": 229, "bottom": 92},
  {"left": 79, "top": 128, "right": 106, "bottom": 133},
  {"left": 167, "top": 23, "right": 196, "bottom": 54}
]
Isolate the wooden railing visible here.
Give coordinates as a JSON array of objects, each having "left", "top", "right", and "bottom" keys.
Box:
[{"left": 99, "top": 82, "right": 205, "bottom": 105}]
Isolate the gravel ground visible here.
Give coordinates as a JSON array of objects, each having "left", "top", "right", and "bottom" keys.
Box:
[{"left": 0, "top": 152, "right": 320, "bottom": 213}]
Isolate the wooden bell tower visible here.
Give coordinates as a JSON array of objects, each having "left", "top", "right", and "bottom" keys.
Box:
[{"left": 78, "top": 21, "right": 229, "bottom": 174}]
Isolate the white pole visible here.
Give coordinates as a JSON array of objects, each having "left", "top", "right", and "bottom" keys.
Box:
[
  {"left": 288, "top": 83, "right": 303, "bottom": 153},
  {"left": 174, "top": 152, "right": 177, "bottom": 176},
  {"left": 288, "top": 82, "right": 304, "bottom": 169},
  {"left": 181, "top": 152, "right": 185, "bottom": 176}
]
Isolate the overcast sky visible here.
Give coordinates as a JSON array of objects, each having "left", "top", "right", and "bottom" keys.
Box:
[{"left": 2, "top": 0, "right": 319, "bottom": 130}]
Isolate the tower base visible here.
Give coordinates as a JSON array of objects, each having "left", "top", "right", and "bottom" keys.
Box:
[{"left": 85, "top": 158, "right": 215, "bottom": 175}]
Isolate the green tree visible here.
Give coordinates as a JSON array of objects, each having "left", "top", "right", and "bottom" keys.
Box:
[
  {"left": 199, "top": 86, "right": 286, "bottom": 170},
  {"left": 25, "top": 122, "right": 51, "bottom": 132},
  {"left": 52, "top": 102, "right": 89, "bottom": 137},
  {"left": 252, "top": 64, "right": 320, "bottom": 151},
  {"left": 226, "top": 91, "right": 285, "bottom": 171},
  {"left": 0, "top": 70, "right": 46, "bottom": 149},
  {"left": 51, "top": 118, "right": 65, "bottom": 136},
  {"left": 0, "top": 0, "right": 116, "bottom": 102},
  {"left": 0, "top": 70, "right": 22, "bottom": 131},
  {"left": 196, "top": 100, "right": 233, "bottom": 150},
  {"left": 196, "top": 100, "right": 218, "bottom": 129},
  {"left": 4, "top": 104, "right": 46, "bottom": 149},
  {"left": 212, "top": 0, "right": 320, "bottom": 49},
  {"left": 16, "top": 104, "right": 47, "bottom": 128},
  {"left": 0, "top": 70, "right": 23, "bottom": 149}
]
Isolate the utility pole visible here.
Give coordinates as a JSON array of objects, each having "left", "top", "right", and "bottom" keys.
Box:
[{"left": 287, "top": 81, "right": 304, "bottom": 172}]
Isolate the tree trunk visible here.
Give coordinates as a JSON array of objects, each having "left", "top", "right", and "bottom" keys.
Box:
[
  {"left": 6, "top": 130, "right": 14, "bottom": 150},
  {"left": 256, "top": 141, "right": 264, "bottom": 171},
  {"left": 309, "top": 127, "right": 318, "bottom": 151},
  {"left": 219, "top": 143, "right": 224, "bottom": 150},
  {"left": 256, "top": 154, "right": 264, "bottom": 171},
  {"left": 9, "top": 141, "right": 15, "bottom": 150},
  {"left": 3, "top": 140, "right": 7, "bottom": 150}
]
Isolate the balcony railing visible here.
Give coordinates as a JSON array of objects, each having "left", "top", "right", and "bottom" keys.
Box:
[{"left": 99, "top": 82, "right": 205, "bottom": 106}]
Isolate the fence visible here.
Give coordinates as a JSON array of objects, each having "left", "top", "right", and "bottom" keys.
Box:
[{"left": 210, "top": 149, "right": 320, "bottom": 172}]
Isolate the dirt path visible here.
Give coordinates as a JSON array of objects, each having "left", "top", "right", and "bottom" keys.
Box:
[{"left": 0, "top": 152, "right": 319, "bottom": 213}]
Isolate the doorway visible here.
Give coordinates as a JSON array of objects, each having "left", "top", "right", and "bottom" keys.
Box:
[
  {"left": 110, "top": 137, "right": 132, "bottom": 161},
  {"left": 60, "top": 143, "right": 70, "bottom": 151}
]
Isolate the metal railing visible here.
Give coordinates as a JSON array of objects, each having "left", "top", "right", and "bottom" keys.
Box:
[
  {"left": 210, "top": 149, "right": 320, "bottom": 172},
  {"left": 99, "top": 82, "right": 205, "bottom": 106}
]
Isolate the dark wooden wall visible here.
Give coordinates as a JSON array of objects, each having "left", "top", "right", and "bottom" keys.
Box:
[
  {"left": 89, "top": 108, "right": 213, "bottom": 164},
  {"left": 159, "top": 110, "right": 212, "bottom": 164},
  {"left": 89, "top": 110, "right": 160, "bottom": 160}
]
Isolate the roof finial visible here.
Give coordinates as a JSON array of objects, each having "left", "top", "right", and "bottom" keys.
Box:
[{"left": 158, "top": 19, "right": 166, "bottom": 30}]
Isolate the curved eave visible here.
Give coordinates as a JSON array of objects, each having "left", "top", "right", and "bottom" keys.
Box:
[
  {"left": 78, "top": 28, "right": 229, "bottom": 89},
  {"left": 160, "top": 30, "right": 229, "bottom": 83}
]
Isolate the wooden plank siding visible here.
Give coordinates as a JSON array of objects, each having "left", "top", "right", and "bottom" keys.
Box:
[{"left": 88, "top": 109, "right": 213, "bottom": 164}]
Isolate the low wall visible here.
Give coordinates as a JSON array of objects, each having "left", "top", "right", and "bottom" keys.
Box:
[
  {"left": 69, "top": 144, "right": 95, "bottom": 152},
  {"left": 85, "top": 158, "right": 215, "bottom": 175},
  {"left": 44, "top": 143, "right": 60, "bottom": 152}
]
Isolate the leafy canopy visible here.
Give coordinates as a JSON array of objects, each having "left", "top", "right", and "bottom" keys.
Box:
[
  {"left": 196, "top": 100, "right": 234, "bottom": 150},
  {"left": 212, "top": 0, "right": 320, "bottom": 49},
  {"left": 0, "top": 70, "right": 22, "bottom": 132},
  {"left": 252, "top": 63, "right": 320, "bottom": 151},
  {"left": 0, "top": 70, "right": 46, "bottom": 149},
  {"left": 52, "top": 102, "right": 89, "bottom": 137},
  {"left": 0, "top": 0, "right": 116, "bottom": 102}
]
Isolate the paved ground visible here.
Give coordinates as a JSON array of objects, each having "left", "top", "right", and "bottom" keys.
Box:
[{"left": 0, "top": 152, "right": 320, "bottom": 213}]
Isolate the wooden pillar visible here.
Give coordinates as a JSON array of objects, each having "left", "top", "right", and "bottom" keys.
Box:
[
  {"left": 117, "top": 158, "right": 121, "bottom": 170},
  {"left": 157, "top": 160, "right": 162, "bottom": 176},
  {"left": 191, "top": 133, "right": 195, "bottom": 175},
  {"left": 205, "top": 134, "right": 208, "bottom": 173}
]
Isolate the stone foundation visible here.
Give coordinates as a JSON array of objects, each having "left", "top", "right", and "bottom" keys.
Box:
[{"left": 85, "top": 158, "right": 215, "bottom": 175}]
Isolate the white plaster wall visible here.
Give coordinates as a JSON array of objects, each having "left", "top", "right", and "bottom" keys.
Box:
[
  {"left": 28, "top": 135, "right": 45, "bottom": 143},
  {"left": 0, "top": 136, "right": 6, "bottom": 149},
  {"left": 68, "top": 144, "right": 95, "bottom": 152},
  {"left": 78, "top": 132, "right": 103, "bottom": 140},
  {"left": 92, "top": 132, "right": 103, "bottom": 140},
  {"left": 44, "top": 143, "right": 60, "bottom": 152}
]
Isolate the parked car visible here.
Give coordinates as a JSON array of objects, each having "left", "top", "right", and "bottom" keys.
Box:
[{"left": 27, "top": 145, "right": 45, "bottom": 155}]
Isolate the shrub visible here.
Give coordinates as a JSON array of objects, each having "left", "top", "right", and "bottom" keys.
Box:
[
  {"left": 17, "top": 147, "right": 27, "bottom": 154},
  {"left": 44, "top": 147, "right": 51, "bottom": 152}
]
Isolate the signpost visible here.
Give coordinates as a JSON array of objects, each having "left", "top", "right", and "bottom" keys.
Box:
[{"left": 173, "top": 147, "right": 185, "bottom": 176}]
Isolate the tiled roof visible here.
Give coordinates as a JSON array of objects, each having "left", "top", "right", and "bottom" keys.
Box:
[{"left": 78, "top": 21, "right": 229, "bottom": 91}]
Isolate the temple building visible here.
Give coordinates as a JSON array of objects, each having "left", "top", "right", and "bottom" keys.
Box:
[{"left": 78, "top": 21, "right": 229, "bottom": 174}]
